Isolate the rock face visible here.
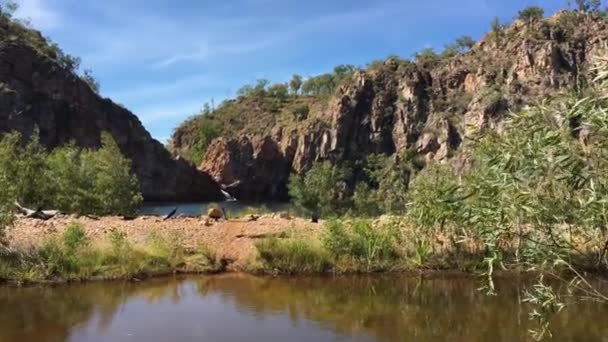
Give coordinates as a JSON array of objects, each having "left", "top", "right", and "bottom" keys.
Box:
[
  {"left": 0, "top": 38, "right": 223, "bottom": 201},
  {"left": 193, "top": 13, "right": 608, "bottom": 200}
]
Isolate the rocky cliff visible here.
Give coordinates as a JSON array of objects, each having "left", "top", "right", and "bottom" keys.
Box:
[
  {"left": 0, "top": 18, "right": 223, "bottom": 202},
  {"left": 174, "top": 12, "right": 608, "bottom": 201}
]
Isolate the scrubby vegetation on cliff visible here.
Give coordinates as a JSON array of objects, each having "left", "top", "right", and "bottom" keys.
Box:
[{"left": 0, "top": 1, "right": 100, "bottom": 92}]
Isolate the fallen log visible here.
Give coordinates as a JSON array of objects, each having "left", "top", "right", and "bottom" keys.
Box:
[{"left": 14, "top": 202, "right": 58, "bottom": 220}]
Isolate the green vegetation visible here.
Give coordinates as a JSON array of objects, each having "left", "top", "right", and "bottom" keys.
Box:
[
  {"left": 0, "top": 131, "right": 142, "bottom": 223},
  {"left": 0, "top": 223, "right": 221, "bottom": 283},
  {"left": 569, "top": 0, "right": 602, "bottom": 13},
  {"left": 254, "top": 219, "right": 403, "bottom": 274},
  {"left": 518, "top": 6, "right": 545, "bottom": 22},
  {"left": 0, "top": 1, "right": 100, "bottom": 91},
  {"left": 288, "top": 161, "right": 351, "bottom": 218},
  {"left": 288, "top": 151, "right": 424, "bottom": 219}
]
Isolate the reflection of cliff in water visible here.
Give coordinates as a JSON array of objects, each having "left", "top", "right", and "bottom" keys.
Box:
[
  {"left": 1, "top": 275, "right": 607, "bottom": 342},
  {"left": 194, "top": 275, "right": 607, "bottom": 341}
]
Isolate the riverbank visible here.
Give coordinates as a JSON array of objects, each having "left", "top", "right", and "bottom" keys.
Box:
[
  {"left": 1, "top": 214, "right": 322, "bottom": 283},
  {"left": 2, "top": 213, "right": 604, "bottom": 284}
]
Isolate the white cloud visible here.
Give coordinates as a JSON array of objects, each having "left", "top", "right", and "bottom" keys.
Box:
[
  {"left": 105, "top": 73, "right": 215, "bottom": 104},
  {"left": 14, "top": 0, "right": 61, "bottom": 30}
]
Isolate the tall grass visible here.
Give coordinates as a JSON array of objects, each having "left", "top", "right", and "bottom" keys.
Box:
[
  {"left": 254, "top": 219, "right": 406, "bottom": 274},
  {"left": 0, "top": 223, "right": 222, "bottom": 284}
]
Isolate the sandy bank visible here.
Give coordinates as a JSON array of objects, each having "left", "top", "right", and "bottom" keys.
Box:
[{"left": 7, "top": 215, "right": 319, "bottom": 270}]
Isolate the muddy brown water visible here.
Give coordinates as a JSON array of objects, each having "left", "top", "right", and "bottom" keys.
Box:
[{"left": 0, "top": 274, "right": 607, "bottom": 342}]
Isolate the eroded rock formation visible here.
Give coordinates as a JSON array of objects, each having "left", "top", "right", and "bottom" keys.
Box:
[
  {"left": 189, "top": 13, "right": 608, "bottom": 200},
  {"left": 0, "top": 34, "right": 222, "bottom": 201}
]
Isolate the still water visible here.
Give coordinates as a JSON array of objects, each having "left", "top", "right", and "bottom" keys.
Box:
[
  {"left": 1, "top": 274, "right": 607, "bottom": 342},
  {"left": 139, "top": 202, "right": 291, "bottom": 217}
]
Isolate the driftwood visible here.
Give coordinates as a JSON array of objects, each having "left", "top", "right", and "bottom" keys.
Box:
[
  {"left": 14, "top": 202, "right": 59, "bottom": 220},
  {"left": 163, "top": 207, "right": 178, "bottom": 220}
]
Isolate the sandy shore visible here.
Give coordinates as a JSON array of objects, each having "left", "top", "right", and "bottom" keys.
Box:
[{"left": 7, "top": 215, "right": 319, "bottom": 270}]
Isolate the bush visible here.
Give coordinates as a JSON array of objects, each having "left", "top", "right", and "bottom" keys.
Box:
[
  {"left": 288, "top": 161, "right": 352, "bottom": 217},
  {"left": 39, "top": 223, "right": 89, "bottom": 276},
  {"left": 255, "top": 237, "right": 331, "bottom": 274},
  {"left": 518, "top": 6, "right": 545, "bottom": 22},
  {"left": 291, "top": 105, "right": 310, "bottom": 121},
  {"left": 190, "top": 119, "right": 223, "bottom": 165},
  {"left": 0, "top": 131, "right": 142, "bottom": 217},
  {"left": 322, "top": 219, "right": 399, "bottom": 270},
  {"left": 414, "top": 48, "right": 440, "bottom": 68}
]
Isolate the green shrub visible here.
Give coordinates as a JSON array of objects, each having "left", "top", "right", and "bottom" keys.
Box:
[
  {"left": 190, "top": 119, "right": 223, "bottom": 165},
  {"left": 0, "top": 131, "right": 142, "bottom": 217},
  {"left": 291, "top": 105, "right": 310, "bottom": 121},
  {"left": 288, "top": 161, "right": 352, "bottom": 217},
  {"left": 322, "top": 219, "right": 399, "bottom": 269},
  {"left": 255, "top": 237, "right": 331, "bottom": 274},
  {"left": 518, "top": 6, "right": 545, "bottom": 22},
  {"left": 39, "top": 223, "right": 89, "bottom": 276}
]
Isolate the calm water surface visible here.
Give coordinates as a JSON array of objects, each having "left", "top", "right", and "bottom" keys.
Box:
[
  {"left": 1, "top": 274, "right": 607, "bottom": 342},
  {"left": 139, "top": 202, "right": 291, "bottom": 217}
]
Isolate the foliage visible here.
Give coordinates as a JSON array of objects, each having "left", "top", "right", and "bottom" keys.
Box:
[
  {"left": 288, "top": 161, "right": 351, "bottom": 217},
  {"left": 455, "top": 35, "right": 475, "bottom": 50},
  {"left": 414, "top": 48, "right": 440, "bottom": 67},
  {"left": 406, "top": 49, "right": 608, "bottom": 330},
  {"left": 0, "top": 0, "right": 17, "bottom": 19},
  {"left": 81, "top": 69, "right": 100, "bottom": 93},
  {"left": 441, "top": 36, "right": 476, "bottom": 59},
  {"left": 3, "top": 224, "right": 222, "bottom": 282},
  {"left": 291, "top": 105, "right": 310, "bottom": 121},
  {"left": 255, "top": 237, "right": 331, "bottom": 274},
  {"left": 0, "top": 131, "right": 142, "bottom": 216},
  {"left": 568, "top": 0, "right": 602, "bottom": 13},
  {"left": 302, "top": 65, "right": 357, "bottom": 96},
  {"left": 490, "top": 17, "right": 506, "bottom": 42},
  {"left": 289, "top": 74, "right": 303, "bottom": 95},
  {"left": 190, "top": 119, "right": 223, "bottom": 165},
  {"left": 518, "top": 6, "right": 545, "bottom": 22},
  {"left": 322, "top": 219, "right": 399, "bottom": 270},
  {"left": 0, "top": 131, "right": 52, "bottom": 210}
]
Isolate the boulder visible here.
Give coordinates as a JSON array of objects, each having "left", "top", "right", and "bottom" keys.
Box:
[{"left": 207, "top": 208, "right": 223, "bottom": 220}]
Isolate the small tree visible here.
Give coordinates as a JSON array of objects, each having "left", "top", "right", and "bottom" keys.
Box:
[
  {"left": 0, "top": 0, "right": 18, "bottom": 19},
  {"left": 518, "top": 6, "right": 545, "bottom": 22},
  {"left": 90, "top": 133, "right": 143, "bottom": 216},
  {"left": 455, "top": 36, "right": 475, "bottom": 50},
  {"left": 289, "top": 74, "right": 303, "bottom": 96},
  {"left": 288, "top": 161, "right": 351, "bottom": 218},
  {"left": 569, "top": 0, "right": 601, "bottom": 12},
  {"left": 81, "top": 69, "right": 100, "bottom": 93},
  {"left": 414, "top": 48, "right": 440, "bottom": 67},
  {"left": 267, "top": 83, "right": 289, "bottom": 101}
]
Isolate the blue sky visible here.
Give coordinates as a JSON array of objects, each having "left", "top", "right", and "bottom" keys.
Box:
[{"left": 13, "top": 0, "right": 584, "bottom": 142}]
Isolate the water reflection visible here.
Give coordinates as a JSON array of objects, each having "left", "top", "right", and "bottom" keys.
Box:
[{"left": 0, "top": 275, "right": 606, "bottom": 342}]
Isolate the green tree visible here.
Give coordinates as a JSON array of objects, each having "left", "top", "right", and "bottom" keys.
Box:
[
  {"left": 490, "top": 17, "right": 505, "bottom": 42},
  {"left": 518, "top": 6, "right": 545, "bottom": 22},
  {"left": 190, "top": 119, "right": 223, "bottom": 165},
  {"left": 455, "top": 35, "right": 475, "bottom": 50},
  {"left": 81, "top": 69, "right": 100, "bottom": 93},
  {"left": 414, "top": 48, "right": 440, "bottom": 67},
  {"left": 569, "top": 0, "right": 601, "bottom": 12},
  {"left": 89, "top": 133, "right": 143, "bottom": 216},
  {"left": 267, "top": 83, "right": 289, "bottom": 101},
  {"left": 288, "top": 161, "right": 351, "bottom": 218},
  {"left": 289, "top": 74, "right": 303, "bottom": 96},
  {"left": 0, "top": 0, "right": 18, "bottom": 19}
]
